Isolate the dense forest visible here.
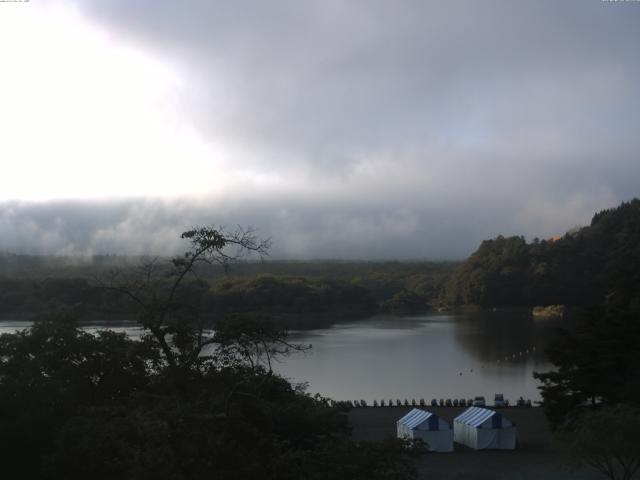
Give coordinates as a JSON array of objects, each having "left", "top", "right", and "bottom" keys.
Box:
[
  {"left": 0, "top": 257, "right": 455, "bottom": 321},
  {"left": 446, "top": 199, "right": 640, "bottom": 308},
  {"left": 530, "top": 202, "right": 640, "bottom": 478}
]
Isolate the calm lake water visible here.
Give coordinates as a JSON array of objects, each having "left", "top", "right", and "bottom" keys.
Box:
[
  {"left": 0, "top": 310, "right": 561, "bottom": 404},
  {"left": 279, "top": 311, "right": 560, "bottom": 404}
]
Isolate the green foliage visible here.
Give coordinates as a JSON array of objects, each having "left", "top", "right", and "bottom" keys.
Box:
[
  {"left": 207, "top": 274, "right": 378, "bottom": 322},
  {"left": 530, "top": 203, "right": 640, "bottom": 475},
  {"left": 0, "top": 227, "right": 417, "bottom": 479},
  {"left": 0, "top": 314, "right": 416, "bottom": 480},
  {"left": 446, "top": 235, "right": 532, "bottom": 305},
  {"left": 0, "top": 315, "right": 154, "bottom": 478},
  {"left": 447, "top": 199, "right": 640, "bottom": 307},
  {"left": 298, "top": 437, "right": 422, "bottom": 480},
  {"left": 560, "top": 405, "right": 640, "bottom": 480},
  {"left": 0, "top": 261, "right": 456, "bottom": 322},
  {"left": 380, "top": 289, "right": 430, "bottom": 315},
  {"left": 0, "top": 277, "right": 133, "bottom": 319},
  {"left": 534, "top": 302, "right": 640, "bottom": 430}
]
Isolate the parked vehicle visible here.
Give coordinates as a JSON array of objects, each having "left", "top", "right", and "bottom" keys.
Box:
[
  {"left": 453, "top": 398, "right": 459, "bottom": 407},
  {"left": 445, "top": 398, "right": 452, "bottom": 407},
  {"left": 472, "top": 396, "right": 486, "bottom": 407},
  {"left": 494, "top": 393, "right": 507, "bottom": 408},
  {"left": 459, "top": 398, "right": 467, "bottom": 407},
  {"left": 431, "top": 398, "right": 438, "bottom": 406}
]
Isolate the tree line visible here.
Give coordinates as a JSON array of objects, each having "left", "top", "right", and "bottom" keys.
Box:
[
  {"left": 446, "top": 199, "right": 640, "bottom": 308},
  {"left": 0, "top": 257, "right": 456, "bottom": 321},
  {"left": 529, "top": 200, "right": 640, "bottom": 479}
]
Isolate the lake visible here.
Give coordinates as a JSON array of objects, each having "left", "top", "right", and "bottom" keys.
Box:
[
  {"left": 0, "top": 310, "right": 561, "bottom": 405},
  {"left": 280, "top": 310, "right": 560, "bottom": 404}
]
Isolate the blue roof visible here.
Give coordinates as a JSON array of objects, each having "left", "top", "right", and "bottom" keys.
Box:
[
  {"left": 397, "top": 408, "right": 437, "bottom": 430},
  {"left": 454, "top": 407, "right": 496, "bottom": 427}
]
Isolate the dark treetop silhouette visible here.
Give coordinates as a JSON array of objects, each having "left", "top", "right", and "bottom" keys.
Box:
[{"left": 0, "top": 226, "right": 419, "bottom": 480}]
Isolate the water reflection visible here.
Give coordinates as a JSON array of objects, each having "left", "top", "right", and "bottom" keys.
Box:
[{"left": 451, "top": 310, "right": 561, "bottom": 365}]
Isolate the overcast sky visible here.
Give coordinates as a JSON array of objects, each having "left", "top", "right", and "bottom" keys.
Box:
[{"left": 1, "top": 0, "right": 639, "bottom": 259}]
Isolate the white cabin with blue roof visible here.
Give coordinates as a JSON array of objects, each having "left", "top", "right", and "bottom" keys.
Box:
[
  {"left": 396, "top": 408, "right": 453, "bottom": 452},
  {"left": 453, "top": 406, "right": 516, "bottom": 450}
]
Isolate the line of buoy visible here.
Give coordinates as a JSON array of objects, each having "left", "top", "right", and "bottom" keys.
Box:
[
  {"left": 494, "top": 345, "right": 538, "bottom": 364},
  {"left": 332, "top": 397, "right": 534, "bottom": 408}
]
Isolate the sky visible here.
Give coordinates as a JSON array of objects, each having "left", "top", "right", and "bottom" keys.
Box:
[{"left": 1, "top": 0, "right": 639, "bottom": 259}]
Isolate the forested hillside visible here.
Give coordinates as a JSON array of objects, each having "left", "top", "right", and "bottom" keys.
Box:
[{"left": 446, "top": 199, "right": 640, "bottom": 308}]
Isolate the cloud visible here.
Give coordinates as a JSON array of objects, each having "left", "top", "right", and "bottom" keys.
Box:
[
  {"left": 71, "top": 0, "right": 640, "bottom": 163},
  {"left": 0, "top": 189, "right": 624, "bottom": 260},
  {"left": 0, "top": 1, "right": 638, "bottom": 258}
]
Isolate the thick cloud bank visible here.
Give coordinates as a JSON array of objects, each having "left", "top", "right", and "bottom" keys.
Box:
[
  {"left": 0, "top": 192, "right": 620, "bottom": 260},
  {"left": 1, "top": 1, "right": 638, "bottom": 258}
]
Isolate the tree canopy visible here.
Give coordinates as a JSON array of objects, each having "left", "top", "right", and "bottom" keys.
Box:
[
  {"left": 534, "top": 302, "right": 640, "bottom": 430},
  {"left": 560, "top": 405, "right": 640, "bottom": 480},
  {"left": 0, "top": 226, "right": 418, "bottom": 480},
  {"left": 446, "top": 199, "right": 640, "bottom": 307}
]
